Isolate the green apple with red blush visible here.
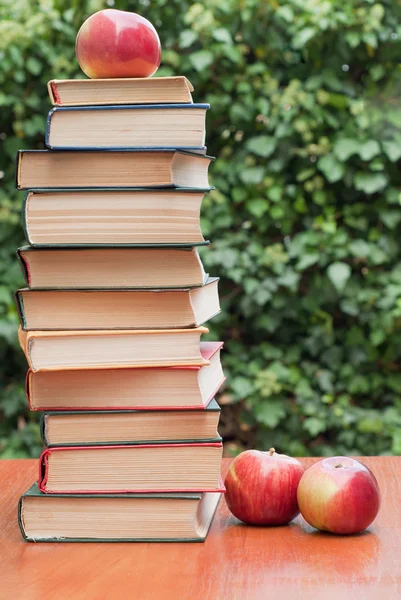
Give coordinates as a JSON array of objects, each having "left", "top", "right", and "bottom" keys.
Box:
[
  {"left": 76, "top": 9, "right": 161, "bottom": 79},
  {"left": 297, "top": 456, "right": 381, "bottom": 535}
]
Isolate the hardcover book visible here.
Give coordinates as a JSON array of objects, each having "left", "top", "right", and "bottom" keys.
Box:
[
  {"left": 26, "top": 341, "right": 224, "bottom": 410},
  {"left": 19, "top": 483, "right": 221, "bottom": 542},
  {"left": 15, "top": 278, "right": 220, "bottom": 330},
  {"left": 41, "top": 399, "right": 221, "bottom": 447},
  {"left": 23, "top": 188, "right": 212, "bottom": 246},
  {"left": 16, "top": 150, "right": 213, "bottom": 190},
  {"left": 38, "top": 442, "right": 224, "bottom": 493},
  {"left": 45, "top": 104, "right": 209, "bottom": 150},
  {"left": 18, "top": 326, "right": 209, "bottom": 372},
  {"left": 17, "top": 246, "right": 209, "bottom": 289},
  {"left": 47, "top": 76, "right": 194, "bottom": 106}
]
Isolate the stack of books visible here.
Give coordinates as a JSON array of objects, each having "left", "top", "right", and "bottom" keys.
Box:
[{"left": 15, "top": 76, "right": 225, "bottom": 543}]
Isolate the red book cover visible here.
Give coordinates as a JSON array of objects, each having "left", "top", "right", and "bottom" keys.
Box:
[
  {"left": 38, "top": 442, "right": 225, "bottom": 494},
  {"left": 26, "top": 341, "right": 225, "bottom": 411}
]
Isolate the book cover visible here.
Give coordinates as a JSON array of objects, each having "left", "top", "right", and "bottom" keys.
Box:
[
  {"left": 22, "top": 187, "right": 214, "bottom": 247},
  {"left": 40, "top": 398, "right": 222, "bottom": 447},
  {"left": 15, "top": 149, "right": 214, "bottom": 190},
  {"left": 14, "top": 277, "right": 220, "bottom": 330},
  {"left": 45, "top": 104, "right": 210, "bottom": 151},
  {"left": 16, "top": 245, "right": 209, "bottom": 289},
  {"left": 47, "top": 76, "right": 194, "bottom": 106},
  {"left": 38, "top": 442, "right": 225, "bottom": 494},
  {"left": 25, "top": 341, "right": 225, "bottom": 411},
  {"left": 19, "top": 482, "right": 222, "bottom": 543}
]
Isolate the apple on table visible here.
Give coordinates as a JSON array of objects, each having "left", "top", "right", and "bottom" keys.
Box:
[
  {"left": 297, "top": 456, "right": 381, "bottom": 535},
  {"left": 224, "top": 448, "right": 305, "bottom": 526}
]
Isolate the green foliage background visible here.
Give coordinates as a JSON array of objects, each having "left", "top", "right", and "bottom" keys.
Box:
[{"left": 1, "top": 0, "right": 401, "bottom": 457}]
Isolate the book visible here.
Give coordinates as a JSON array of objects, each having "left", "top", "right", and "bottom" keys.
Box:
[
  {"left": 41, "top": 399, "right": 221, "bottom": 447},
  {"left": 18, "top": 326, "right": 209, "bottom": 372},
  {"left": 45, "top": 104, "right": 209, "bottom": 150},
  {"left": 23, "top": 188, "right": 211, "bottom": 246},
  {"left": 15, "top": 278, "right": 220, "bottom": 330},
  {"left": 26, "top": 341, "right": 224, "bottom": 410},
  {"left": 38, "top": 442, "right": 224, "bottom": 493},
  {"left": 47, "top": 76, "right": 194, "bottom": 106},
  {"left": 17, "top": 246, "right": 208, "bottom": 289},
  {"left": 19, "top": 483, "right": 221, "bottom": 542},
  {"left": 16, "top": 150, "right": 212, "bottom": 190}
]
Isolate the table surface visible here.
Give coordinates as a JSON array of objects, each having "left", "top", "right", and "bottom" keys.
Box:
[{"left": 1, "top": 457, "right": 400, "bottom": 600}]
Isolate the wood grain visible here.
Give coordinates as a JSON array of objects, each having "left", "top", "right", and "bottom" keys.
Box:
[{"left": 1, "top": 457, "right": 400, "bottom": 600}]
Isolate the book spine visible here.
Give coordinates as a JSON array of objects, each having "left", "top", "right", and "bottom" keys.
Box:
[
  {"left": 15, "top": 151, "right": 22, "bottom": 190},
  {"left": 14, "top": 291, "right": 26, "bottom": 329},
  {"left": 38, "top": 448, "right": 50, "bottom": 492},
  {"left": 48, "top": 81, "right": 60, "bottom": 105},
  {"left": 16, "top": 249, "right": 30, "bottom": 286},
  {"left": 22, "top": 193, "right": 32, "bottom": 245},
  {"left": 17, "top": 495, "right": 29, "bottom": 541},
  {"left": 40, "top": 414, "right": 47, "bottom": 446},
  {"left": 25, "top": 370, "right": 34, "bottom": 411},
  {"left": 45, "top": 109, "right": 55, "bottom": 148}
]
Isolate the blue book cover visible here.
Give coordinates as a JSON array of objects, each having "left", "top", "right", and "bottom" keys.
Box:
[{"left": 45, "top": 103, "right": 210, "bottom": 151}]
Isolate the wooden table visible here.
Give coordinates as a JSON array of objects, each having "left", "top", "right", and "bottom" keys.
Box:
[{"left": 1, "top": 457, "right": 400, "bottom": 600}]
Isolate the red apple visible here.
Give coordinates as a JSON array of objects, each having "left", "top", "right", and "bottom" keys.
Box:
[
  {"left": 297, "top": 456, "right": 380, "bottom": 535},
  {"left": 224, "top": 448, "right": 305, "bottom": 525},
  {"left": 76, "top": 9, "right": 161, "bottom": 79}
]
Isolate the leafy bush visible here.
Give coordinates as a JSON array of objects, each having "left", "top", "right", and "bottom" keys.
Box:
[{"left": 1, "top": 0, "right": 401, "bottom": 457}]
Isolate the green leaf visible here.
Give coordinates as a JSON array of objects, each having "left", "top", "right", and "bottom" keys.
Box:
[
  {"left": 292, "top": 27, "right": 316, "bottom": 49},
  {"left": 333, "top": 138, "right": 360, "bottom": 160},
  {"left": 189, "top": 50, "right": 213, "bottom": 71},
  {"left": 247, "top": 198, "right": 269, "bottom": 218},
  {"left": 303, "top": 417, "right": 326, "bottom": 437},
  {"left": 179, "top": 30, "right": 197, "bottom": 49},
  {"left": 240, "top": 167, "right": 265, "bottom": 185},
  {"left": 246, "top": 136, "right": 276, "bottom": 158},
  {"left": 26, "top": 56, "right": 41, "bottom": 75},
  {"left": 296, "top": 252, "right": 320, "bottom": 271},
  {"left": 382, "top": 141, "right": 401, "bottom": 162},
  {"left": 231, "top": 377, "right": 255, "bottom": 399},
  {"left": 318, "top": 154, "right": 345, "bottom": 183},
  {"left": 354, "top": 173, "right": 387, "bottom": 194},
  {"left": 358, "top": 140, "right": 380, "bottom": 161},
  {"left": 349, "top": 239, "right": 370, "bottom": 257},
  {"left": 253, "top": 400, "right": 286, "bottom": 428},
  {"left": 327, "top": 262, "right": 351, "bottom": 291},
  {"left": 212, "top": 28, "right": 232, "bottom": 44}
]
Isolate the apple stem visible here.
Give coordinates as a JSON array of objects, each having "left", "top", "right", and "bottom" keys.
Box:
[
  {"left": 269, "top": 447, "right": 275, "bottom": 456},
  {"left": 334, "top": 463, "right": 343, "bottom": 468}
]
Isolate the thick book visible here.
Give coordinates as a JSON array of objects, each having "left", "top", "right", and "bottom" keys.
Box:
[
  {"left": 38, "top": 442, "right": 224, "bottom": 493},
  {"left": 41, "top": 399, "right": 221, "bottom": 447},
  {"left": 23, "top": 188, "right": 211, "bottom": 246},
  {"left": 16, "top": 150, "right": 212, "bottom": 190},
  {"left": 15, "top": 278, "right": 220, "bottom": 330},
  {"left": 26, "top": 341, "right": 224, "bottom": 410},
  {"left": 17, "top": 246, "right": 208, "bottom": 289},
  {"left": 19, "top": 483, "right": 221, "bottom": 543},
  {"left": 18, "top": 326, "right": 209, "bottom": 372},
  {"left": 45, "top": 104, "right": 209, "bottom": 150},
  {"left": 47, "top": 76, "right": 194, "bottom": 106}
]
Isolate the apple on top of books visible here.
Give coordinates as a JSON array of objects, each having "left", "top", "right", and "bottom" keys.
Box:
[{"left": 76, "top": 8, "right": 161, "bottom": 78}]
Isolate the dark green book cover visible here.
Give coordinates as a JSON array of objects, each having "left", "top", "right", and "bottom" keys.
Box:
[
  {"left": 14, "top": 277, "right": 220, "bottom": 331},
  {"left": 16, "top": 245, "right": 209, "bottom": 289},
  {"left": 40, "top": 399, "right": 221, "bottom": 447},
  {"left": 18, "top": 482, "right": 222, "bottom": 543}
]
